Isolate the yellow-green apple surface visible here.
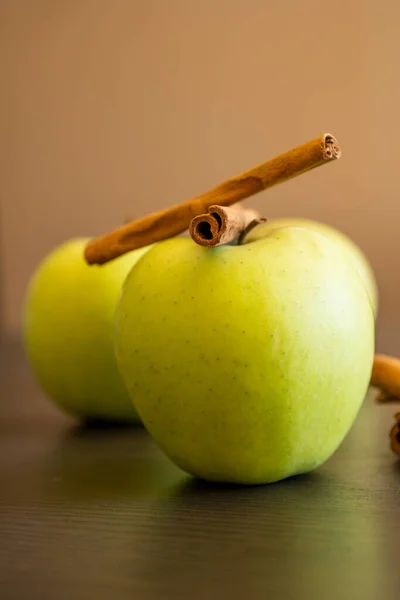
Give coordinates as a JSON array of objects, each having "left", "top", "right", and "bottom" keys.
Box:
[
  {"left": 23, "top": 238, "right": 151, "bottom": 423},
  {"left": 244, "top": 217, "right": 378, "bottom": 318},
  {"left": 115, "top": 227, "right": 375, "bottom": 484}
]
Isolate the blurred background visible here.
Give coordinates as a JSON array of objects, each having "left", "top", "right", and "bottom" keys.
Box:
[{"left": 1, "top": 0, "right": 399, "bottom": 346}]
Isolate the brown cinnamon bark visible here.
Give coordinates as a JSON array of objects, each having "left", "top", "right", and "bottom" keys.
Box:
[
  {"left": 84, "top": 133, "right": 341, "bottom": 265},
  {"left": 189, "top": 205, "right": 264, "bottom": 247},
  {"left": 371, "top": 354, "right": 400, "bottom": 457},
  {"left": 390, "top": 413, "right": 400, "bottom": 456},
  {"left": 371, "top": 354, "right": 400, "bottom": 402}
]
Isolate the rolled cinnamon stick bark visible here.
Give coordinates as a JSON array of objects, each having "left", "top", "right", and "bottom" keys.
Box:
[
  {"left": 371, "top": 354, "right": 400, "bottom": 401},
  {"left": 371, "top": 354, "right": 400, "bottom": 457},
  {"left": 390, "top": 413, "right": 400, "bottom": 456},
  {"left": 84, "top": 133, "right": 341, "bottom": 265},
  {"left": 189, "top": 205, "right": 264, "bottom": 247}
]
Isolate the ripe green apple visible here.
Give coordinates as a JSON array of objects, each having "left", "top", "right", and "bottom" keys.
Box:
[
  {"left": 115, "top": 227, "right": 375, "bottom": 485},
  {"left": 244, "top": 217, "right": 378, "bottom": 318},
  {"left": 23, "top": 238, "right": 151, "bottom": 423}
]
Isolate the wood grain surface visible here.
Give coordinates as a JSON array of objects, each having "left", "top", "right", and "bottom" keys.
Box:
[{"left": 0, "top": 338, "right": 399, "bottom": 600}]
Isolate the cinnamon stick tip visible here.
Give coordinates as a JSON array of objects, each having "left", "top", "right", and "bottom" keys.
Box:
[
  {"left": 189, "top": 213, "right": 221, "bottom": 247},
  {"left": 83, "top": 241, "right": 105, "bottom": 266},
  {"left": 390, "top": 412, "right": 400, "bottom": 456},
  {"left": 322, "top": 133, "right": 341, "bottom": 160},
  {"left": 83, "top": 242, "right": 95, "bottom": 265}
]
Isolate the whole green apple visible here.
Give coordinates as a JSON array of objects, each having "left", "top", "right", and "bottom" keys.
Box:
[
  {"left": 115, "top": 227, "right": 374, "bottom": 484},
  {"left": 244, "top": 217, "right": 378, "bottom": 318},
  {"left": 23, "top": 238, "right": 151, "bottom": 423}
]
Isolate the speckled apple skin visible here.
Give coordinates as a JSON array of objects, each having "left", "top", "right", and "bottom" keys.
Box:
[
  {"left": 245, "top": 217, "right": 378, "bottom": 318},
  {"left": 24, "top": 238, "right": 151, "bottom": 423},
  {"left": 115, "top": 227, "right": 375, "bottom": 484}
]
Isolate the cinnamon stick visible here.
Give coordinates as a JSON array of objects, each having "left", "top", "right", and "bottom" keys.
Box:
[
  {"left": 371, "top": 354, "right": 400, "bottom": 457},
  {"left": 371, "top": 354, "right": 400, "bottom": 402},
  {"left": 389, "top": 413, "right": 400, "bottom": 457},
  {"left": 189, "top": 205, "right": 264, "bottom": 247},
  {"left": 84, "top": 133, "right": 341, "bottom": 265}
]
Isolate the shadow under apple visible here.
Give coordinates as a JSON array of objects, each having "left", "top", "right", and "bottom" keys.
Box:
[
  {"left": 129, "top": 463, "right": 387, "bottom": 600},
  {"left": 168, "top": 468, "right": 322, "bottom": 497},
  {"left": 38, "top": 420, "right": 185, "bottom": 502}
]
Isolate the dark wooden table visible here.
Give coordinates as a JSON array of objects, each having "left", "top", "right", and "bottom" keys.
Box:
[{"left": 1, "top": 334, "right": 400, "bottom": 600}]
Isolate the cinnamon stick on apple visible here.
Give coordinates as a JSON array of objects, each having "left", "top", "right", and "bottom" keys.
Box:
[{"left": 84, "top": 133, "right": 341, "bottom": 265}]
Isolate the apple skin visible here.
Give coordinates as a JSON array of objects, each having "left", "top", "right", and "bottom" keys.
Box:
[
  {"left": 23, "top": 238, "right": 151, "bottom": 423},
  {"left": 115, "top": 227, "right": 375, "bottom": 485},
  {"left": 244, "top": 217, "right": 378, "bottom": 318}
]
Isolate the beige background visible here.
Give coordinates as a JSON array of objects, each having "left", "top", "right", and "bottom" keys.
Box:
[{"left": 1, "top": 0, "right": 399, "bottom": 342}]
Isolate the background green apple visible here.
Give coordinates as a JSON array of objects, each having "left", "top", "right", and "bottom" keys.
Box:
[
  {"left": 24, "top": 238, "right": 151, "bottom": 423},
  {"left": 115, "top": 227, "right": 375, "bottom": 485},
  {"left": 244, "top": 217, "right": 378, "bottom": 318}
]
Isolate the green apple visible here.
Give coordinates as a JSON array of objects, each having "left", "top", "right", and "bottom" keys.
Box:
[
  {"left": 115, "top": 227, "right": 374, "bottom": 485},
  {"left": 244, "top": 217, "right": 378, "bottom": 318},
  {"left": 23, "top": 238, "right": 151, "bottom": 423}
]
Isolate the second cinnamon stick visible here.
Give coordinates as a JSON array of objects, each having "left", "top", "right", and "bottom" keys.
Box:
[
  {"left": 371, "top": 354, "right": 400, "bottom": 401},
  {"left": 390, "top": 413, "right": 400, "bottom": 456},
  {"left": 189, "top": 205, "right": 264, "bottom": 247}
]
